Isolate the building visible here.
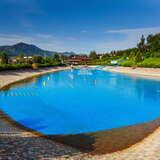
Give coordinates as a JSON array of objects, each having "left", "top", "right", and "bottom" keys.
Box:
[
  {"left": 9, "top": 57, "right": 17, "bottom": 64},
  {"left": 65, "top": 55, "right": 91, "bottom": 65},
  {"left": 9, "top": 56, "right": 33, "bottom": 64}
]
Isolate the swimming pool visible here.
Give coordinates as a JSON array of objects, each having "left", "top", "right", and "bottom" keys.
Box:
[{"left": 0, "top": 69, "right": 160, "bottom": 135}]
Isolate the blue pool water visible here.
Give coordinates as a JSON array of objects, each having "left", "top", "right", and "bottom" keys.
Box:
[{"left": 0, "top": 69, "right": 160, "bottom": 135}]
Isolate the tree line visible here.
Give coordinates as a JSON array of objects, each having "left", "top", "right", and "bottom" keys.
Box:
[
  {"left": 0, "top": 52, "right": 65, "bottom": 70},
  {"left": 89, "top": 33, "right": 160, "bottom": 67},
  {"left": 0, "top": 32, "right": 160, "bottom": 70}
]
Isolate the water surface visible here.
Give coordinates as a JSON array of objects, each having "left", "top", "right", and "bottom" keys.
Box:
[{"left": 0, "top": 69, "right": 160, "bottom": 135}]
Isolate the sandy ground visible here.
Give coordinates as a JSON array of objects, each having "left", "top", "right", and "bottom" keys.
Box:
[
  {"left": 0, "top": 67, "right": 70, "bottom": 89},
  {"left": 103, "top": 66, "right": 160, "bottom": 80},
  {"left": 0, "top": 66, "right": 160, "bottom": 159}
]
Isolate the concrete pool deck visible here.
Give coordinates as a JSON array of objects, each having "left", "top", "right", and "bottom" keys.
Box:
[{"left": 0, "top": 66, "right": 160, "bottom": 159}]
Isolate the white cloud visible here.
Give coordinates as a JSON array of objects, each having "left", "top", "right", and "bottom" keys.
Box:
[
  {"left": 0, "top": 34, "right": 33, "bottom": 45},
  {"left": 81, "top": 30, "right": 88, "bottom": 33},
  {"left": 0, "top": 27, "right": 160, "bottom": 54},
  {"left": 65, "top": 37, "right": 77, "bottom": 41},
  {"left": 0, "top": 33, "right": 78, "bottom": 52},
  {"left": 102, "top": 27, "right": 160, "bottom": 51},
  {"left": 0, "top": 33, "right": 56, "bottom": 50},
  {"left": 36, "top": 34, "right": 56, "bottom": 40},
  {"left": 105, "top": 27, "right": 160, "bottom": 34}
]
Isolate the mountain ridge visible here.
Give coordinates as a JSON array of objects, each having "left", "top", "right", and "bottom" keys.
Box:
[{"left": 0, "top": 42, "right": 76, "bottom": 57}]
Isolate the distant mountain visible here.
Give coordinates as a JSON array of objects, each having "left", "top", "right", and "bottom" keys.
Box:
[
  {"left": 0, "top": 42, "right": 76, "bottom": 57},
  {"left": 61, "top": 51, "right": 76, "bottom": 57}
]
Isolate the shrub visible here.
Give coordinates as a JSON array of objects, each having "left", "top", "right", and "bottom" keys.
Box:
[
  {"left": 138, "top": 58, "right": 160, "bottom": 68},
  {"left": 120, "top": 60, "right": 136, "bottom": 67},
  {"left": 0, "top": 64, "right": 31, "bottom": 71}
]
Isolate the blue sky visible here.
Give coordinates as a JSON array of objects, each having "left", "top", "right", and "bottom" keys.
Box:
[{"left": 0, "top": 0, "right": 160, "bottom": 53}]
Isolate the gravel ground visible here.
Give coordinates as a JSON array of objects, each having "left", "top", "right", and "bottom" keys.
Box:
[{"left": 0, "top": 111, "right": 84, "bottom": 160}]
